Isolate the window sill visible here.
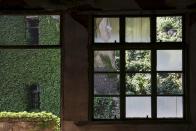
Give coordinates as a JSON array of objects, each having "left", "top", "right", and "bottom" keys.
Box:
[{"left": 74, "top": 119, "right": 191, "bottom": 126}]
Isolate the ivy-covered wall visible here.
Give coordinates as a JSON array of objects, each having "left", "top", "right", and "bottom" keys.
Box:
[
  {"left": 0, "top": 16, "right": 27, "bottom": 44},
  {"left": 0, "top": 15, "right": 60, "bottom": 45},
  {"left": 0, "top": 16, "right": 60, "bottom": 116}
]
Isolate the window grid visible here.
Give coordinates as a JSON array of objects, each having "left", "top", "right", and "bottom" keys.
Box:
[{"left": 91, "top": 15, "right": 187, "bottom": 121}]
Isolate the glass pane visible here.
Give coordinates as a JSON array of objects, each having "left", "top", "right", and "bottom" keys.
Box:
[
  {"left": 94, "top": 18, "right": 119, "bottom": 43},
  {"left": 0, "top": 49, "right": 60, "bottom": 116},
  {"left": 157, "top": 73, "right": 183, "bottom": 95},
  {"left": 0, "top": 15, "right": 60, "bottom": 45},
  {"left": 126, "top": 17, "right": 150, "bottom": 42},
  {"left": 156, "top": 16, "right": 182, "bottom": 42},
  {"left": 126, "top": 50, "right": 151, "bottom": 71},
  {"left": 126, "top": 73, "right": 151, "bottom": 95},
  {"left": 94, "top": 97, "right": 120, "bottom": 119},
  {"left": 126, "top": 97, "right": 151, "bottom": 118},
  {"left": 157, "top": 97, "right": 183, "bottom": 118},
  {"left": 94, "top": 73, "right": 120, "bottom": 95},
  {"left": 94, "top": 50, "right": 120, "bottom": 71},
  {"left": 157, "top": 50, "right": 182, "bottom": 71}
]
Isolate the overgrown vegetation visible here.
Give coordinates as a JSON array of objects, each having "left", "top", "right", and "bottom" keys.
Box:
[
  {"left": 94, "top": 97, "right": 120, "bottom": 119},
  {"left": 0, "top": 16, "right": 27, "bottom": 44},
  {"left": 0, "top": 111, "right": 60, "bottom": 131},
  {"left": 39, "top": 15, "right": 60, "bottom": 45},
  {"left": 0, "top": 15, "right": 60, "bottom": 45},
  {"left": 157, "top": 16, "right": 182, "bottom": 42},
  {"left": 0, "top": 16, "right": 60, "bottom": 116}
]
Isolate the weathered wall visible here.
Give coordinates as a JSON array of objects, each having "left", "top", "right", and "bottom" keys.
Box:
[
  {"left": 0, "top": 121, "right": 55, "bottom": 131},
  {"left": 62, "top": 13, "right": 89, "bottom": 121}
]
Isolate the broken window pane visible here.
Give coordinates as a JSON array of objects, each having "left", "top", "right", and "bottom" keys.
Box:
[
  {"left": 157, "top": 50, "right": 182, "bottom": 71},
  {"left": 0, "top": 15, "right": 60, "bottom": 45},
  {"left": 126, "top": 97, "right": 151, "bottom": 118},
  {"left": 126, "top": 73, "right": 151, "bottom": 95},
  {"left": 94, "top": 73, "right": 120, "bottom": 95},
  {"left": 157, "top": 97, "right": 183, "bottom": 118},
  {"left": 157, "top": 73, "right": 183, "bottom": 95},
  {"left": 94, "top": 18, "right": 119, "bottom": 43},
  {"left": 126, "top": 50, "right": 151, "bottom": 71},
  {"left": 94, "top": 97, "right": 120, "bottom": 119},
  {"left": 126, "top": 17, "right": 150, "bottom": 42},
  {"left": 94, "top": 50, "right": 120, "bottom": 72},
  {"left": 156, "top": 16, "right": 182, "bottom": 42}
]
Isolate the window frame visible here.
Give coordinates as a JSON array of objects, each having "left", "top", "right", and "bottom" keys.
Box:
[{"left": 90, "top": 14, "right": 189, "bottom": 122}]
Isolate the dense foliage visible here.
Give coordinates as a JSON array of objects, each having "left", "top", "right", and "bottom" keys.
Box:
[
  {"left": 0, "top": 111, "right": 60, "bottom": 131},
  {"left": 0, "top": 15, "right": 60, "bottom": 45},
  {"left": 0, "top": 16, "right": 27, "bottom": 44},
  {"left": 126, "top": 50, "right": 151, "bottom": 71},
  {"left": 94, "top": 97, "right": 120, "bottom": 119},
  {"left": 0, "top": 16, "right": 60, "bottom": 116},
  {"left": 94, "top": 49, "right": 182, "bottom": 119},
  {"left": 157, "top": 73, "right": 182, "bottom": 95},
  {"left": 125, "top": 50, "right": 151, "bottom": 95},
  {"left": 39, "top": 15, "right": 60, "bottom": 45},
  {"left": 126, "top": 73, "right": 151, "bottom": 95},
  {"left": 157, "top": 16, "right": 182, "bottom": 42}
]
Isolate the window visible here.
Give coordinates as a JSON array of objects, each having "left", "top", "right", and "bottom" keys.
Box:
[
  {"left": 0, "top": 14, "right": 61, "bottom": 116},
  {"left": 91, "top": 15, "right": 187, "bottom": 121}
]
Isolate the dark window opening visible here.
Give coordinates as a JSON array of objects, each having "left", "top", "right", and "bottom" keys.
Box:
[
  {"left": 26, "top": 16, "right": 39, "bottom": 45},
  {"left": 29, "top": 84, "right": 40, "bottom": 111}
]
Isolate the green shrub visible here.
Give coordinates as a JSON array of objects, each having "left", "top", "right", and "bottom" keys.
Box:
[{"left": 0, "top": 111, "right": 60, "bottom": 131}]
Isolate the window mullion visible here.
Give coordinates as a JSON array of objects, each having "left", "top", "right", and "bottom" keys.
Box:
[
  {"left": 151, "top": 16, "right": 157, "bottom": 119},
  {"left": 151, "top": 49, "right": 157, "bottom": 119},
  {"left": 120, "top": 16, "right": 125, "bottom": 120}
]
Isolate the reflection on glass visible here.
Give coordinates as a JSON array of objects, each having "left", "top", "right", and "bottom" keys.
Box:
[
  {"left": 157, "top": 50, "right": 182, "bottom": 71},
  {"left": 157, "top": 73, "right": 183, "bottom": 95},
  {"left": 94, "top": 73, "right": 120, "bottom": 95},
  {"left": 0, "top": 15, "right": 60, "bottom": 45},
  {"left": 94, "top": 97, "right": 120, "bottom": 119},
  {"left": 126, "top": 50, "right": 151, "bottom": 71},
  {"left": 156, "top": 16, "right": 182, "bottom": 42},
  {"left": 126, "top": 73, "right": 151, "bottom": 95},
  {"left": 94, "top": 50, "right": 120, "bottom": 71},
  {"left": 0, "top": 49, "right": 60, "bottom": 115},
  {"left": 94, "top": 18, "right": 119, "bottom": 43},
  {"left": 157, "top": 97, "right": 183, "bottom": 118},
  {"left": 126, "top": 97, "right": 151, "bottom": 118},
  {"left": 126, "top": 17, "right": 150, "bottom": 42}
]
